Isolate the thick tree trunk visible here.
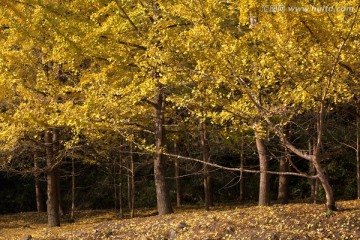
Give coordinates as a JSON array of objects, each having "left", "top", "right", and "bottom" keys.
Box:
[
  {"left": 312, "top": 156, "right": 336, "bottom": 210},
  {"left": 52, "top": 129, "right": 64, "bottom": 216},
  {"left": 34, "top": 151, "right": 45, "bottom": 213},
  {"left": 277, "top": 151, "right": 290, "bottom": 204},
  {"left": 154, "top": 86, "right": 173, "bottom": 215},
  {"left": 201, "top": 122, "right": 212, "bottom": 210},
  {"left": 45, "top": 130, "right": 60, "bottom": 227},
  {"left": 256, "top": 137, "right": 270, "bottom": 206},
  {"left": 315, "top": 104, "right": 336, "bottom": 210},
  {"left": 239, "top": 133, "right": 245, "bottom": 202}
]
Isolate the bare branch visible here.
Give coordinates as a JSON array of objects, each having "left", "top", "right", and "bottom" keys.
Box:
[
  {"left": 163, "top": 152, "right": 317, "bottom": 179},
  {"left": 114, "top": 0, "right": 140, "bottom": 34}
]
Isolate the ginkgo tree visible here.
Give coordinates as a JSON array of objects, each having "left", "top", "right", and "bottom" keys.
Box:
[
  {"left": 220, "top": 0, "right": 360, "bottom": 210},
  {"left": 0, "top": 0, "right": 93, "bottom": 226}
]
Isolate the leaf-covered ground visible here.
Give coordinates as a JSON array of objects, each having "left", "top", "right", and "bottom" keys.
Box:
[{"left": 0, "top": 200, "right": 359, "bottom": 240}]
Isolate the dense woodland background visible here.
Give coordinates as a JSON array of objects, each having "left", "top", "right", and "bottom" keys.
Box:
[{"left": 0, "top": 0, "right": 359, "bottom": 228}]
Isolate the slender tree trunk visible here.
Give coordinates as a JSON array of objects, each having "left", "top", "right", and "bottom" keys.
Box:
[
  {"left": 314, "top": 174, "right": 319, "bottom": 203},
  {"left": 278, "top": 128, "right": 290, "bottom": 204},
  {"left": 239, "top": 132, "right": 245, "bottom": 202},
  {"left": 309, "top": 139, "right": 318, "bottom": 204},
  {"left": 310, "top": 163, "right": 318, "bottom": 204},
  {"left": 256, "top": 136, "right": 270, "bottom": 206},
  {"left": 175, "top": 159, "right": 181, "bottom": 207},
  {"left": 45, "top": 129, "right": 60, "bottom": 227},
  {"left": 277, "top": 153, "right": 290, "bottom": 204},
  {"left": 201, "top": 122, "right": 212, "bottom": 210},
  {"left": 174, "top": 142, "right": 182, "bottom": 207},
  {"left": 70, "top": 158, "right": 75, "bottom": 221},
  {"left": 357, "top": 103, "right": 360, "bottom": 200},
  {"left": 154, "top": 85, "right": 173, "bottom": 215},
  {"left": 34, "top": 151, "right": 45, "bottom": 212},
  {"left": 130, "top": 142, "right": 135, "bottom": 218},
  {"left": 119, "top": 156, "right": 123, "bottom": 218},
  {"left": 113, "top": 157, "right": 118, "bottom": 213},
  {"left": 127, "top": 164, "right": 132, "bottom": 211},
  {"left": 55, "top": 170, "right": 64, "bottom": 216}
]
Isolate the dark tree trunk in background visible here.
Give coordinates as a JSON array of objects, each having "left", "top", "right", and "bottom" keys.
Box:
[
  {"left": 127, "top": 163, "right": 132, "bottom": 211},
  {"left": 55, "top": 170, "right": 64, "bottom": 216},
  {"left": 70, "top": 158, "right": 75, "bottom": 221},
  {"left": 154, "top": 85, "right": 173, "bottom": 215},
  {"left": 277, "top": 150, "right": 290, "bottom": 204},
  {"left": 310, "top": 163, "right": 319, "bottom": 204},
  {"left": 175, "top": 159, "right": 182, "bottom": 207},
  {"left": 201, "top": 122, "right": 212, "bottom": 210},
  {"left": 45, "top": 129, "right": 60, "bottom": 227},
  {"left": 309, "top": 138, "right": 319, "bottom": 204},
  {"left": 34, "top": 151, "right": 45, "bottom": 213},
  {"left": 130, "top": 142, "right": 135, "bottom": 218},
  {"left": 113, "top": 157, "right": 118, "bottom": 213},
  {"left": 119, "top": 155, "right": 124, "bottom": 218},
  {"left": 239, "top": 132, "right": 245, "bottom": 202},
  {"left": 256, "top": 137, "right": 270, "bottom": 206},
  {"left": 278, "top": 127, "right": 291, "bottom": 204},
  {"left": 174, "top": 142, "right": 182, "bottom": 207}
]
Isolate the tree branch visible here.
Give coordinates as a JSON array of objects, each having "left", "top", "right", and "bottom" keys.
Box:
[{"left": 114, "top": 0, "right": 140, "bottom": 34}]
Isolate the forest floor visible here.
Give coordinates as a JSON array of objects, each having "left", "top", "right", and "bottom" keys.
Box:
[{"left": 0, "top": 200, "right": 359, "bottom": 240}]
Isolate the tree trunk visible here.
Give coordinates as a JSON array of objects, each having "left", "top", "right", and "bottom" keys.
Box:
[
  {"left": 127, "top": 163, "right": 132, "bottom": 211},
  {"left": 130, "top": 142, "right": 135, "bottom": 218},
  {"left": 154, "top": 85, "right": 173, "bottom": 215},
  {"left": 309, "top": 135, "right": 319, "bottom": 204},
  {"left": 113, "top": 157, "right": 118, "bottom": 213},
  {"left": 34, "top": 151, "right": 45, "bottom": 212},
  {"left": 201, "top": 122, "right": 212, "bottom": 210},
  {"left": 312, "top": 156, "right": 336, "bottom": 210},
  {"left": 45, "top": 129, "right": 60, "bottom": 227},
  {"left": 314, "top": 104, "right": 336, "bottom": 210},
  {"left": 239, "top": 132, "right": 245, "bottom": 202},
  {"left": 277, "top": 150, "right": 290, "bottom": 204},
  {"left": 52, "top": 129, "right": 64, "bottom": 216},
  {"left": 174, "top": 142, "right": 182, "bottom": 207},
  {"left": 55, "top": 170, "right": 64, "bottom": 216},
  {"left": 357, "top": 103, "right": 360, "bottom": 200},
  {"left": 310, "top": 162, "right": 318, "bottom": 204},
  {"left": 119, "top": 156, "right": 123, "bottom": 218},
  {"left": 256, "top": 137, "right": 270, "bottom": 206},
  {"left": 175, "top": 158, "right": 182, "bottom": 207},
  {"left": 70, "top": 157, "right": 75, "bottom": 221}
]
